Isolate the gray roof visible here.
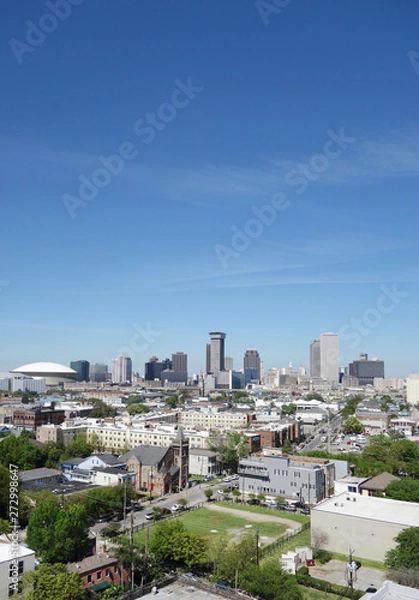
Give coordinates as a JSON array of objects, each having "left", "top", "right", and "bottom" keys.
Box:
[
  {"left": 92, "top": 467, "right": 131, "bottom": 476},
  {"left": 19, "top": 468, "right": 61, "bottom": 481},
  {"left": 189, "top": 448, "right": 217, "bottom": 457},
  {"left": 96, "top": 453, "right": 125, "bottom": 466},
  {"left": 119, "top": 445, "right": 170, "bottom": 466},
  {"left": 61, "top": 457, "right": 84, "bottom": 466},
  {"left": 359, "top": 472, "right": 400, "bottom": 491}
]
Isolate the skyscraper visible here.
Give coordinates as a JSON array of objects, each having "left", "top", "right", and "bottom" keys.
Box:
[
  {"left": 320, "top": 333, "right": 339, "bottom": 383},
  {"left": 70, "top": 360, "right": 90, "bottom": 382},
  {"left": 90, "top": 363, "right": 108, "bottom": 383},
  {"left": 207, "top": 332, "right": 226, "bottom": 374},
  {"left": 172, "top": 352, "right": 187, "bottom": 373},
  {"left": 144, "top": 356, "right": 172, "bottom": 381},
  {"left": 310, "top": 340, "right": 321, "bottom": 377},
  {"left": 349, "top": 353, "right": 384, "bottom": 385},
  {"left": 244, "top": 348, "right": 261, "bottom": 383},
  {"left": 112, "top": 354, "right": 132, "bottom": 384}
]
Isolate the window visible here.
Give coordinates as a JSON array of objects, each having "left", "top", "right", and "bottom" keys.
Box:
[
  {"left": 97, "top": 571, "right": 102, "bottom": 580},
  {"left": 106, "top": 569, "right": 111, "bottom": 577},
  {"left": 87, "top": 575, "right": 92, "bottom": 583},
  {"left": 9, "top": 561, "right": 23, "bottom": 577}
]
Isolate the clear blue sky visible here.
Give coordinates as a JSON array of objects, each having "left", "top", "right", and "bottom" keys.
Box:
[{"left": 1, "top": 0, "right": 418, "bottom": 377}]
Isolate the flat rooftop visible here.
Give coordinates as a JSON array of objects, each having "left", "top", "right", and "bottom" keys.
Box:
[{"left": 313, "top": 492, "right": 419, "bottom": 527}]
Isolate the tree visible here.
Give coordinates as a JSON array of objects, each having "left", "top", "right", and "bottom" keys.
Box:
[
  {"left": 204, "top": 488, "right": 213, "bottom": 502},
  {"left": 19, "top": 563, "right": 83, "bottom": 600},
  {"left": 385, "top": 527, "right": 419, "bottom": 570},
  {"left": 216, "top": 534, "right": 258, "bottom": 583},
  {"left": 385, "top": 479, "right": 419, "bottom": 503},
  {"left": 342, "top": 416, "right": 364, "bottom": 435},
  {"left": 127, "top": 403, "right": 150, "bottom": 416},
  {"left": 341, "top": 395, "right": 363, "bottom": 418},
  {"left": 26, "top": 501, "right": 61, "bottom": 563},
  {"left": 281, "top": 403, "right": 297, "bottom": 416},
  {"left": 26, "top": 501, "right": 89, "bottom": 563},
  {"left": 282, "top": 438, "right": 292, "bottom": 453},
  {"left": 149, "top": 520, "right": 207, "bottom": 568},
  {"left": 89, "top": 399, "right": 117, "bottom": 418},
  {"left": 232, "top": 489, "right": 241, "bottom": 503},
  {"left": 240, "top": 559, "right": 303, "bottom": 600},
  {"left": 311, "top": 528, "right": 329, "bottom": 554},
  {"left": 165, "top": 396, "right": 178, "bottom": 409},
  {"left": 306, "top": 392, "right": 324, "bottom": 402}
]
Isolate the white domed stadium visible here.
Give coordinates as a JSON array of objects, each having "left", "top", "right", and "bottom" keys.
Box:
[{"left": 12, "top": 362, "right": 77, "bottom": 386}]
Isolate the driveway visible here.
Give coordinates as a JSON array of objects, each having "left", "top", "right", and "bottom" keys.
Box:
[{"left": 309, "top": 559, "right": 387, "bottom": 591}]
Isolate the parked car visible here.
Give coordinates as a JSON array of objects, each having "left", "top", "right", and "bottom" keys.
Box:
[
  {"left": 160, "top": 507, "right": 172, "bottom": 516},
  {"left": 97, "top": 515, "right": 113, "bottom": 523},
  {"left": 300, "top": 507, "right": 311, "bottom": 515},
  {"left": 144, "top": 513, "right": 154, "bottom": 520},
  {"left": 171, "top": 503, "right": 181, "bottom": 512}
]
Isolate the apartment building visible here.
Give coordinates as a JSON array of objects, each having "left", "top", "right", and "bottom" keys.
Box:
[
  {"left": 86, "top": 422, "right": 210, "bottom": 452},
  {"left": 179, "top": 410, "right": 255, "bottom": 429},
  {"left": 238, "top": 451, "right": 333, "bottom": 504}
]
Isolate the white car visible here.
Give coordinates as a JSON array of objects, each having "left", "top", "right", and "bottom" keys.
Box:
[
  {"left": 171, "top": 503, "right": 181, "bottom": 512},
  {"left": 217, "top": 489, "right": 225, "bottom": 495}
]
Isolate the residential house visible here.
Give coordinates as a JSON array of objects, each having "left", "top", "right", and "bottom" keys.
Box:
[
  {"left": 19, "top": 467, "right": 62, "bottom": 491},
  {"left": 359, "top": 472, "right": 400, "bottom": 497}
]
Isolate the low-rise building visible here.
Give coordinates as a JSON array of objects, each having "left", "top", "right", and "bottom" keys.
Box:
[
  {"left": 0, "top": 539, "right": 35, "bottom": 599},
  {"left": 67, "top": 541, "right": 129, "bottom": 593},
  {"left": 359, "top": 472, "right": 400, "bottom": 497},
  {"left": 189, "top": 448, "right": 221, "bottom": 477},
  {"left": 19, "top": 467, "right": 62, "bottom": 490},
  {"left": 238, "top": 451, "right": 334, "bottom": 504},
  {"left": 311, "top": 492, "right": 419, "bottom": 561}
]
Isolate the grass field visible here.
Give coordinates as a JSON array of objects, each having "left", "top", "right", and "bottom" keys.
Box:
[
  {"left": 299, "top": 586, "right": 342, "bottom": 599},
  {"left": 133, "top": 507, "right": 287, "bottom": 547},
  {"left": 215, "top": 500, "right": 311, "bottom": 524}
]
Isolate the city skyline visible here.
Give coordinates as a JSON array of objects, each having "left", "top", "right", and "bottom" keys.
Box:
[{"left": 1, "top": 2, "right": 418, "bottom": 378}]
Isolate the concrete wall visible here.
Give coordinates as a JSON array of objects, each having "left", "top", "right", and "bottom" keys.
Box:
[{"left": 311, "top": 509, "right": 405, "bottom": 561}]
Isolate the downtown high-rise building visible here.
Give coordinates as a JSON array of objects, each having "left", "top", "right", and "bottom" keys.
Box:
[
  {"left": 112, "top": 354, "right": 132, "bottom": 384},
  {"left": 206, "top": 332, "right": 226, "bottom": 374},
  {"left": 320, "top": 332, "right": 339, "bottom": 383},
  {"left": 349, "top": 353, "right": 384, "bottom": 386},
  {"left": 172, "top": 352, "right": 187, "bottom": 373},
  {"left": 244, "top": 348, "right": 261, "bottom": 384},
  {"left": 70, "top": 360, "right": 90, "bottom": 382},
  {"left": 90, "top": 363, "right": 108, "bottom": 383},
  {"left": 310, "top": 340, "right": 321, "bottom": 377}
]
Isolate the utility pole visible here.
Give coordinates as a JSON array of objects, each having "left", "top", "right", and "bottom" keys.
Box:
[{"left": 130, "top": 510, "right": 135, "bottom": 590}]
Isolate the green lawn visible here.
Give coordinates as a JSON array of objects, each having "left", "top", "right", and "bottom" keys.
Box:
[
  {"left": 215, "top": 500, "right": 310, "bottom": 524},
  {"left": 261, "top": 528, "right": 312, "bottom": 562},
  {"left": 299, "top": 586, "right": 342, "bottom": 599},
  {"left": 133, "top": 508, "right": 287, "bottom": 547},
  {"left": 178, "top": 508, "right": 286, "bottom": 540}
]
